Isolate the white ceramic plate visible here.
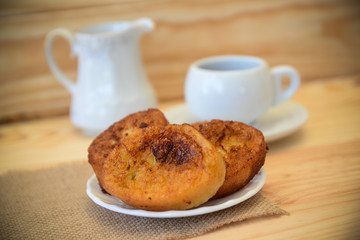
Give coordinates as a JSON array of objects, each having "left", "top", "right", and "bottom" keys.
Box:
[
  {"left": 163, "top": 101, "right": 309, "bottom": 143},
  {"left": 86, "top": 168, "right": 266, "bottom": 218}
]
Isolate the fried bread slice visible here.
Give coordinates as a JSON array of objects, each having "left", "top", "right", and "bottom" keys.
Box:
[
  {"left": 88, "top": 109, "right": 169, "bottom": 188},
  {"left": 102, "top": 124, "right": 226, "bottom": 211},
  {"left": 192, "top": 120, "right": 267, "bottom": 199}
]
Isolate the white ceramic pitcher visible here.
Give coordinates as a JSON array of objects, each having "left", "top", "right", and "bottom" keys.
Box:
[{"left": 45, "top": 18, "right": 157, "bottom": 136}]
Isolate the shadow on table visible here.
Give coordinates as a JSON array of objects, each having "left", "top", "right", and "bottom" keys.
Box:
[{"left": 267, "top": 129, "right": 307, "bottom": 154}]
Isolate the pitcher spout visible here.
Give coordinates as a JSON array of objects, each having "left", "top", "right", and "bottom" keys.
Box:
[{"left": 133, "top": 18, "right": 155, "bottom": 33}]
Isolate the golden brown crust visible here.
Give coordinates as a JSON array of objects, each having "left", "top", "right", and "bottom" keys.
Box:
[
  {"left": 88, "top": 109, "right": 169, "bottom": 188},
  {"left": 192, "top": 120, "right": 267, "bottom": 199},
  {"left": 102, "top": 124, "right": 226, "bottom": 211}
]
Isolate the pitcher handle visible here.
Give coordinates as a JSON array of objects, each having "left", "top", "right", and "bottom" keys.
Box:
[
  {"left": 45, "top": 29, "right": 76, "bottom": 94},
  {"left": 271, "top": 65, "right": 300, "bottom": 106}
]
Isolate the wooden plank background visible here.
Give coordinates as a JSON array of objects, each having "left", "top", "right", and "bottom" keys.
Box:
[{"left": 0, "top": 0, "right": 359, "bottom": 123}]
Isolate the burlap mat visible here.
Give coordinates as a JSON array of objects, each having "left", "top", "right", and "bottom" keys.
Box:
[{"left": 0, "top": 161, "right": 287, "bottom": 240}]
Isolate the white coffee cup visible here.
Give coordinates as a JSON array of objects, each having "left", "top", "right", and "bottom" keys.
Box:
[{"left": 185, "top": 55, "right": 300, "bottom": 124}]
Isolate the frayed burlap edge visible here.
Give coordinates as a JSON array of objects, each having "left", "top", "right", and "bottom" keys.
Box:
[{"left": 0, "top": 161, "right": 288, "bottom": 240}]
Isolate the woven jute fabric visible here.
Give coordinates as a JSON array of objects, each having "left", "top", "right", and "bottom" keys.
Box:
[{"left": 0, "top": 161, "right": 287, "bottom": 240}]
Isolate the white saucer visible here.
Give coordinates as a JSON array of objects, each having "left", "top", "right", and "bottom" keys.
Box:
[
  {"left": 163, "top": 101, "right": 309, "bottom": 143},
  {"left": 86, "top": 168, "right": 266, "bottom": 218}
]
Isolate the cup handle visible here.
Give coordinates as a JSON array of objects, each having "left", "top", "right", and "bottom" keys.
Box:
[
  {"left": 271, "top": 65, "right": 300, "bottom": 106},
  {"left": 44, "top": 29, "right": 76, "bottom": 94}
]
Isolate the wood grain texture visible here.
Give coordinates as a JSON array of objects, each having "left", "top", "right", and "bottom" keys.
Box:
[
  {"left": 0, "top": 0, "right": 359, "bottom": 122},
  {"left": 0, "top": 75, "right": 359, "bottom": 239}
]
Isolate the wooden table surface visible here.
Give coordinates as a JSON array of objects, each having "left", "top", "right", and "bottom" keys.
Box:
[
  {"left": 1, "top": 0, "right": 359, "bottom": 123},
  {"left": 1, "top": 0, "right": 360, "bottom": 239},
  {"left": 1, "top": 74, "right": 360, "bottom": 239}
]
